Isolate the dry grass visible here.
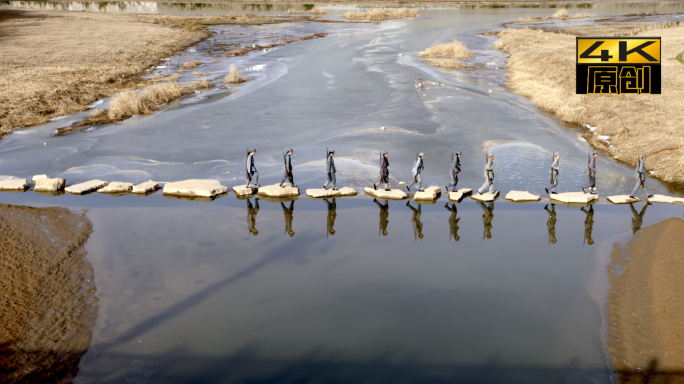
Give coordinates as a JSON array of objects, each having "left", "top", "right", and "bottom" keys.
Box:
[
  {"left": 344, "top": 8, "right": 418, "bottom": 21},
  {"left": 0, "top": 9, "right": 209, "bottom": 136},
  {"left": 192, "top": 71, "right": 210, "bottom": 76},
  {"left": 182, "top": 60, "right": 202, "bottom": 69},
  {"left": 149, "top": 74, "right": 181, "bottom": 83},
  {"left": 224, "top": 65, "right": 246, "bottom": 84},
  {"left": 107, "top": 82, "right": 183, "bottom": 120},
  {"left": 306, "top": 7, "right": 327, "bottom": 15},
  {"left": 496, "top": 25, "right": 684, "bottom": 184},
  {"left": 552, "top": 9, "right": 568, "bottom": 18},
  {"left": 419, "top": 39, "right": 472, "bottom": 68}
]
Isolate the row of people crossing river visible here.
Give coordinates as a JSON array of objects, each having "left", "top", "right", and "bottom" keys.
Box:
[
  {"left": 245, "top": 148, "right": 655, "bottom": 199},
  {"left": 244, "top": 197, "right": 651, "bottom": 243}
]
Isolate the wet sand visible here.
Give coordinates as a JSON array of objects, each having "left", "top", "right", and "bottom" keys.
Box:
[
  {"left": 0, "top": 205, "right": 96, "bottom": 383},
  {"left": 608, "top": 217, "right": 684, "bottom": 383}
]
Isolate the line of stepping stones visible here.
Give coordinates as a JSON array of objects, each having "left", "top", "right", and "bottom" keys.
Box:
[{"left": 1, "top": 176, "right": 683, "bottom": 205}]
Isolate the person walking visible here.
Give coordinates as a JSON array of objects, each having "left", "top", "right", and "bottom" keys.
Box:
[
  {"left": 545, "top": 152, "right": 560, "bottom": 195},
  {"left": 477, "top": 152, "right": 495, "bottom": 195},
  {"left": 245, "top": 148, "right": 259, "bottom": 188},
  {"left": 582, "top": 152, "right": 598, "bottom": 194},
  {"left": 629, "top": 154, "right": 654, "bottom": 199},
  {"left": 374, "top": 151, "right": 391, "bottom": 191},
  {"left": 280, "top": 148, "right": 296, "bottom": 188},
  {"left": 407, "top": 153, "right": 425, "bottom": 192},
  {"left": 323, "top": 149, "right": 337, "bottom": 190},
  {"left": 446, "top": 151, "right": 462, "bottom": 193}
]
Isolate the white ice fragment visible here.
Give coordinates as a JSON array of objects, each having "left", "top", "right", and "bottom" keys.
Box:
[
  {"left": 650, "top": 171, "right": 657, "bottom": 174},
  {"left": 598, "top": 135, "right": 610, "bottom": 142},
  {"left": 585, "top": 124, "right": 597, "bottom": 131}
]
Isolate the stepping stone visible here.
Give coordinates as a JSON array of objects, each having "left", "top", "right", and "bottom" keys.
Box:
[
  {"left": 257, "top": 184, "right": 299, "bottom": 198},
  {"left": 506, "top": 190, "right": 540, "bottom": 202},
  {"left": 364, "top": 187, "right": 407, "bottom": 200},
  {"left": 306, "top": 187, "right": 357, "bottom": 198},
  {"left": 32, "top": 174, "right": 49, "bottom": 181},
  {"left": 607, "top": 195, "right": 641, "bottom": 204},
  {"left": 132, "top": 181, "right": 160, "bottom": 194},
  {"left": 471, "top": 190, "right": 500, "bottom": 202},
  {"left": 163, "top": 179, "right": 228, "bottom": 198},
  {"left": 0, "top": 178, "right": 28, "bottom": 191},
  {"left": 448, "top": 188, "right": 472, "bottom": 201},
  {"left": 648, "top": 194, "right": 684, "bottom": 204},
  {"left": 550, "top": 192, "right": 598, "bottom": 204},
  {"left": 414, "top": 186, "right": 441, "bottom": 201},
  {"left": 66, "top": 180, "right": 109, "bottom": 195},
  {"left": 98, "top": 182, "right": 134, "bottom": 194},
  {"left": 34, "top": 178, "right": 66, "bottom": 192},
  {"left": 233, "top": 185, "right": 259, "bottom": 196}
]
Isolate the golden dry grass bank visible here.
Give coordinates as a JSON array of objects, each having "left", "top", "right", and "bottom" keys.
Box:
[
  {"left": 344, "top": 8, "right": 418, "bottom": 21},
  {"left": 419, "top": 39, "right": 472, "bottom": 68},
  {"left": 0, "top": 9, "right": 211, "bottom": 136},
  {"left": 496, "top": 25, "right": 684, "bottom": 184}
]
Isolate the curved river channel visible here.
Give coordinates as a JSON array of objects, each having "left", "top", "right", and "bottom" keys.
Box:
[{"left": 2, "top": 1, "right": 684, "bottom": 383}]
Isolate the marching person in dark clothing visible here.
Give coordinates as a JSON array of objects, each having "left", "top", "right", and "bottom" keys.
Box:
[
  {"left": 446, "top": 151, "right": 462, "bottom": 193},
  {"left": 245, "top": 148, "right": 259, "bottom": 188},
  {"left": 480, "top": 201, "right": 494, "bottom": 240},
  {"left": 280, "top": 148, "right": 296, "bottom": 188},
  {"left": 545, "top": 152, "right": 560, "bottom": 195},
  {"left": 407, "top": 153, "right": 425, "bottom": 192},
  {"left": 374, "top": 198, "right": 389, "bottom": 236},
  {"left": 281, "top": 201, "right": 295, "bottom": 237},
  {"left": 406, "top": 201, "right": 424, "bottom": 240},
  {"left": 581, "top": 205, "right": 594, "bottom": 245},
  {"left": 544, "top": 204, "right": 557, "bottom": 244},
  {"left": 630, "top": 154, "right": 654, "bottom": 199},
  {"left": 374, "top": 151, "right": 391, "bottom": 191},
  {"left": 323, "top": 149, "right": 337, "bottom": 190},
  {"left": 582, "top": 152, "right": 598, "bottom": 194},
  {"left": 324, "top": 198, "right": 337, "bottom": 237},
  {"left": 246, "top": 197, "right": 259, "bottom": 236},
  {"left": 629, "top": 202, "right": 650, "bottom": 234},
  {"left": 444, "top": 203, "right": 460, "bottom": 241}
]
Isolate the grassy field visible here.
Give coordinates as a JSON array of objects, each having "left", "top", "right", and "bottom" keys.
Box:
[{"left": 496, "top": 22, "right": 684, "bottom": 186}]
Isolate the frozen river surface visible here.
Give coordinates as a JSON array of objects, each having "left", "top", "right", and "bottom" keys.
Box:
[{"left": 2, "top": 2, "right": 684, "bottom": 383}]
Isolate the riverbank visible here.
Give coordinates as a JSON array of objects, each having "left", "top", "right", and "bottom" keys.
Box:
[
  {"left": 0, "top": 204, "right": 95, "bottom": 383},
  {"left": 495, "top": 19, "right": 684, "bottom": 187}
]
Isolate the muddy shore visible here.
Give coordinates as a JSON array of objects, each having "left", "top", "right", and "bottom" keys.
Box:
[{"left": 0, "top": 204, "right": 96, "bottom": 383}]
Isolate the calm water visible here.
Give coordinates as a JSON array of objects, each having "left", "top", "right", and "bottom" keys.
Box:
[{"left": 2, "top": 1, "right": 684, "bottom": 382}]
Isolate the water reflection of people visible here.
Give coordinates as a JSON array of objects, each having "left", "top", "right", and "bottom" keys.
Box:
[
  {"left": 630, "top": 202, "right": 650, "bottom": 234},
  {"left": 544, "top": 204, "right": 557, "bottom": 244},
  {"left": 373, "top": 198, "right": 389, "bottom": 236},
  {"left": 580, "top": 205, "right": 594, "bottom": 245},
  {"left": 247, "top": 197, "right": 260, "bottom": 236},
  {"left": 444, "top": 203, "right": 460, "bottom": 241},
  {"left": 406, "top": 201, "right": 424, "bottom": 240},
  {"left": 324, "top": 198, "right": 336, "bottom": 237},
  {"left": 281, "top": 201, "right": 295, "bottom": 237},
  {"left": 480, "top": 202, "right": 494, "bottom": 240}
]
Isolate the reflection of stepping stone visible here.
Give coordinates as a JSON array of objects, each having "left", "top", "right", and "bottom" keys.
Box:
[
  {"left": 259, "top": 195, "right": 299, "bottom": 203},
  {"left": 98, "top": 182, "right": 134, "bottom": 194},
  {"left": 0, "top": 178, "right": 28, "bottom": 191},
  {"left": 133, "top": 181, "right": 160, "bottom": 194},
  {"left": 163, "top": 179, "right": 228, "bottom": 198},
  {"left": 364, "top": 187, "right": 407, "bottom": 200},
  {"left": 66, "top": 180, "right": 108, "bottom": 195},
  {"left": 414, "top": 186, "right": 441, "bottom": 201},
  {"left": 35, "top": 178, "right": 66, "bottom": 192},
  {"left": 471, "top": 190, "right": 499, "bottom": 202},
  {"left": 257, "top": 184, "right": 299, "bottom": 198},
  {"left": 506, "top": 190, "right": 540, "bottom": 202},
  {"left": 607, "top": 195, "right": 641, "bottom": 204},
  {"left": 306, "top": 187, "right": 357, "bottom": 198},
  {"left": 233, "top": 185, "right": 259, "bottom": 196},
  {"left": 648, "top": 194, "right": 684, "bottom": 204},
  {"left": 550, "top": 192, "right": 598, "bottom": 204},
  {"left": 448, "top": 188, "right": 472, "bottom": 201}
]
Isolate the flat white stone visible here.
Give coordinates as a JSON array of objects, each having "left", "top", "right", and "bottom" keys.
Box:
[
  {"left": 648, "top": 194, "right": 684, "bottom": 204},
  {"left": 306, "top": 187, "right": 357, "bottom": 198},
  {"left": 0, "top": 178, "right": 28, "bottom": 191},
  {"left": 471, "top": 190, "right": 500, "bottom": 202},
  {"left": 257, "top": 184, "right": 300, "bottom": 198},
  {"left": 506, "top": 190, "right": 541, "bottom": 202},
  {"left": 34, "top": 178, "right": 66, "bottom": 192},
  {"left": 65, "top": 180, "right": 109, "bottom": 195},
  {"left": 448, "top": 188, "right": 472, "bottom": 201},
  {"left": 98, "top": 182, "right": 134, "bottom": 193},
  {"left": 364, "top": 187, "right": 407, "bottom": 200},
  {"left": 132, "top": 180, "right": 160, "bottom": 194},
  {"left": 607, "top": 195, "right": 641, "bottom": 204},
  {"left": 233, "top": 185, "right": 259, "bottom": 196},
  {"left": 550, "top": 192, "right": 598, "bottom": 204},
  {"left": 163, "top": 179, "right": 228, "bottom": 197},
  {"left": 32, "top": 174, "right": 49, "bottom": 181},
  {"left": 414, "top": 186, "right": 442, "bottom": 201}
]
